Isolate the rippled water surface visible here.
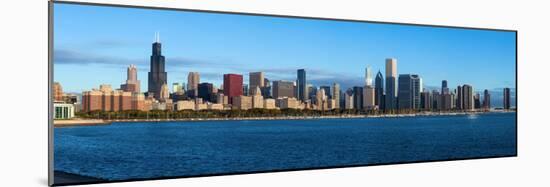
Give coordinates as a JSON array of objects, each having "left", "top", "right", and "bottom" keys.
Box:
[{"left": 54, "top": 113, "right": 516, "bottom": 180}]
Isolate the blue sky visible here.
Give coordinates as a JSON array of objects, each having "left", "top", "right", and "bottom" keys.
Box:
[{"left": 53, "top": 3, "right": 516, "bottom": 95}]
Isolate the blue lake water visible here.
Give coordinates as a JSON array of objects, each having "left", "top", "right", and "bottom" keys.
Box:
[{"left": 54, "top": 112, "right": 516, "bottom": 181}]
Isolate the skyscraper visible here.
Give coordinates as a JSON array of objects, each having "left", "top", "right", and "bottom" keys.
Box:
[
  {"left": 332, "top": 83, "right": 340, "bottom": 109},
  {"left": 319, "top": 86, "right": 332, "bottom": 99},
  {"left": 344, "top": 91, "right": 354, "bottom": 109},
  {"left": 461, "top": 84, "right": 474, "bottom": 110},
  {"left": 315, "top": 89, "right": 327, "bottom": 111},
  {"left": 365, "top": 65, "right": 373, "bottom": 86},
  {"left": 441, "top": 80, "right": 449, "bottom": 94},
  {"left": 483, "top": 89, "right": 491, "bottom": 109},
  {"left": 159, "top": 83, "right": 170, "bottom": 102},
  {"left": 353, "top": 86, "right": 364, "bottom": 110},
  {"left": 273, "top": 80, "right": 295, "bottom": 99},
  {"left": 198, "top": 83, "right": 214, "bottom": 102},
  {"left": 397, "top": 74, "right": 421, "bottom": 110},
  {"left": 420, "top": 91, "right": 432, "bottom": 110},
  {"left": 297, "top": 69, "right": 308, "bottom": 102},
  {"left": 375, "top": 71, "right": 384, "bottom": 109},
  {"left": 363, "top": 86, "right": 375, "bottom": 110},
  {"left": 53, "top": 82, "right": 63, "bottom": 102},
  {"left": 261, "top": 78, "right": 272, "bottom": 98},
  {"left": 474, "top": 93, "right": 481, "bottom": 109},
  {"left": 307, "top": 84, "right": 316, "bottom": 101},
  {"left": 503, "top": 87, "right": 511, "bottom": 110},
  {"left": 249, "top": 72, "right": 264, "bottom": 95},
  {"left": 384, "top": 58, "right": 398, "bottom": 110},
  {"left": 223, "top": 74, "right": 243, "bottom": 104},
  {"left": 172, "top": 83, "right": 182, "bottom": 93},
  {"left": 121, "top": 64, "right": 140, "bottom": 93},
  {"left": 147, "top": 33, "right": 167, "bottom": 100},
  {"left": 243, "top": 84, "right": 249, "bottom": 96},
  {"left": 187, "top": 72, "right": 200, "bottom": 98},
  {"left": 456, "top": 86, "right": 463, "bottom": 110}
]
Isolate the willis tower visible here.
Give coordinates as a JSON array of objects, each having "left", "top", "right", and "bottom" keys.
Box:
[{"left": 148, "top": 32, "right": 167, "bottom": 100}]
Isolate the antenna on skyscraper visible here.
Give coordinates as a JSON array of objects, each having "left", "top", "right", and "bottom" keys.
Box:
[{"left": 155, "top": 32, "right": 160, "bottom": 43}]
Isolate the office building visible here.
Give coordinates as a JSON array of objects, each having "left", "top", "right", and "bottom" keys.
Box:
[
  {"left": 385, "top": 58, "right": 398, "bottom": 110},
  {"left": 277, "top": 97, "right": 300, "bottom": 109},
  {"left": 187, "top": 72, "right": 200, "bottom": 98},
  {"left": 332, "top": 83, "right": 340, "bottom": 109},
  {"left": 198, "top": 83, "right": 214, "bottom": 102},
  {"left": 307, "top": 84, "right": 316, "bottom": 101},
  {"left": 459, "top": 84, "right": 474, "bottom": 110},
  {"left": 344, "top": 92, "right": 354, "bottom": 109},
  {"left": 261, "top": 78, "right": 272, "bottom": 98},
  {"left": 375, "top": 71, "right": 384, "bottom": 109},
  {"left": 159, "top": 83, "right": 170, "bottom": 102},
  {"left": 147, "top": 33, "right": 167, "bottom": 100},
  {"left": 297, "top": 69, "right": 308, "bottom": 102},
  {"left": 251, "top": 87, "right": 264, "bottom": 108},
  {"left": 273, "top": 80, "right": 295, "bottom": 99},
  {"left": 483, "top": 89, "right": 491, "bottom": 109},
  {"left": 365, "top": 65, "right": 373, "bottom": 86},
  {"left": 363, "top": 86, "right": 375, "bottom": 110},
  {"left": 172, "top": 83, "right": 183, "bottom": 94},
  {"left": 320, "top": 86, "right": 332, "bottom": 99},
  {"left": 315, "top": 89, "right": 327, "bottom": 111},
  {"left": 420, "top": 91, "right": 432, "bottom": 110},
  {"left": 223, "top": 74, "right": 243, "bottom": 104},
  {"left": 82, "top": 84, "right": 133, "bottom": 112},
  {"left": 397, "top": 74, "right": 421, "bottom": 110},
  {"left": 232, "top": 95, "right": 252, "bottom": 110},
  {"left": 353, "top": 86, "right": 364, "bottom": 110},
  {"left": 441, "top": 80, "right": 449, "bottom": 94},
  {"left": 504, "top": 87, "right": 511, "bottom": 109},
  {"left": 53, "top": 82, "right": 64, "bottom": 102},
  {"left": 249, "top": 72, "right": 265, "bottom": 94},
  {"left": 121, "top": 64, "right": 141, "bottom": 93},
  {"left": 264, "top": 98, "right": 276, "bottom": 109},
  {"left": 474, "top": 93, "right": 481, "bottom": 109}
]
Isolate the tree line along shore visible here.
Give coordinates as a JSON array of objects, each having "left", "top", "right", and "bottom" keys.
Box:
[{"left": 74, "top": 108, "right": 515, "bottom": 120}]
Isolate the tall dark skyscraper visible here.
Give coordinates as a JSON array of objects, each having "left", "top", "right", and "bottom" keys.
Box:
[
  {"left": 352, "top": 86, "right": 364, "bottom": 110},
  {"left": 198, "top": 83, "right": 214, "bottom": 102},
  {"left": 441, "top": 80, "right": 449, "bottom": 94},
  {"left": 297, "top": 69, "right": 307, "bottom": 102},
  {"left": 375, "top": 71, "right": 384, "bottom": 109},
  {"left": 147, "top": 33, "right": 167, "bottom": 100},
  {"left": 456, "top": 86, "right": 463, "bottom": 110},
  {"left": 503, "top": 87, "right": 511, "bottom": 110},
  {"left": 397, "top": 74, "right": 421, "bottom": 110}
]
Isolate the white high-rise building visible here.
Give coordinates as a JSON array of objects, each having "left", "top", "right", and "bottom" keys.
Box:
[{"left": 365, "top": 65, "right": 373, "bottom": 86}]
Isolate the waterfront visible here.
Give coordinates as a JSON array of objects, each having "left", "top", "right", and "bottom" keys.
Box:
[{"left": 54, "top": 112, "right": 516, "bottom": 183}]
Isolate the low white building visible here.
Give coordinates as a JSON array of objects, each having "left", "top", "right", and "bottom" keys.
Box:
[{"left": 53, "top": 102, "right": 75, "bottom": 119}]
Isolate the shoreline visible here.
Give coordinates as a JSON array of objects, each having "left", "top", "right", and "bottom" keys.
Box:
[{"left": 53, "top": 110, "right": 515, "bottom": 127}]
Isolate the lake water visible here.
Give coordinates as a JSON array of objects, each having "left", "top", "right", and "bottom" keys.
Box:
[{"left": 54, "top": 112, "right": 516, "bottom": 181}]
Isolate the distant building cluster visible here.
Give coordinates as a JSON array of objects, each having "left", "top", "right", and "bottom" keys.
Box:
[{"left": 53, "top": 34, "right": 515, "bottom": 118}]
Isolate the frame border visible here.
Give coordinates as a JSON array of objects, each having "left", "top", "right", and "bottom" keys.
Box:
[{"left": 48, "top": 0, "right": 518, "bottom": 186}]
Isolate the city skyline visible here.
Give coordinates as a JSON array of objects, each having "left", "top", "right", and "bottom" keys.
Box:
[{"left": 53, "top": 3, "right": 516, "bottom": 95}]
